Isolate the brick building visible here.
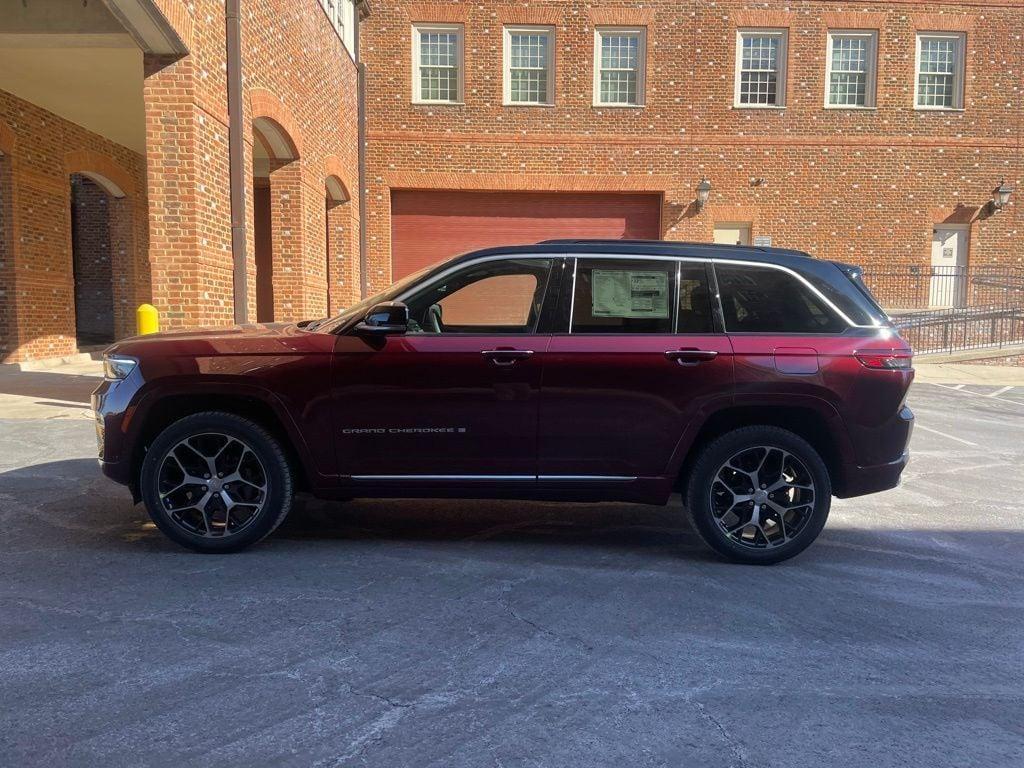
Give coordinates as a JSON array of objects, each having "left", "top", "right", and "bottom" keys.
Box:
[
  {"left": 0, "top": 0, "right": 366, "bottom": 363},
  {"left": 360, "top": 1, "right": 1023, "bottom": 304},
  {"left": 1, "top": 0, "right": 1021, "bottom": 364}
]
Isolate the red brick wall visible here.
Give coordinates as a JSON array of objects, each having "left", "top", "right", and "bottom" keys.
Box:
[
  {"left": 1, "top": 1, "right": 364, "bottom": 361},
  {"left": 360, "top": 0, "right": 1024, "bottom": 294},
  {"left": 145, "top": 0, "right": 363, "bottom": 331},
  {"left": 0, "top": 90, "right": 147, "bottom": 362}
]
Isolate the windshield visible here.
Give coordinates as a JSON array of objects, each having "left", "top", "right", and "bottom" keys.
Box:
[{"left": 316, "top": 263, "right": 438, "bottom": 333}]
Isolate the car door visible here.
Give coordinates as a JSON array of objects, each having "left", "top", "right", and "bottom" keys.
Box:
[
  {"left": 332, "top": 256, "right": 560, "bottom": 480},
  {"left": 538, "top": 256, "right": 734, "bottom": 481}
]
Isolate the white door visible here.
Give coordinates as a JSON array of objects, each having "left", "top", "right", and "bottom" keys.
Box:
[
  {"left": 714, "top": 223, "right": 751, "bottom": 246},
  {"left": 930, "top": 227, "right": 968, "bottom": 308}
]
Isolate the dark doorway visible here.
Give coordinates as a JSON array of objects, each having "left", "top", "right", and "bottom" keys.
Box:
[
  {"left": 254, "top": 181, "right": 273, "bottom": 322},
  {"left": 70, "top": 174, "right": 115, "bottom": 346}
]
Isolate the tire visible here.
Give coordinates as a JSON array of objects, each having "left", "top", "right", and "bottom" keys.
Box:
[
  {"left": 140, "top": 411, "right": 293, "bottom": 553},
  {"left": 685, "top": 426, "right": 831, "bottom": 565}
]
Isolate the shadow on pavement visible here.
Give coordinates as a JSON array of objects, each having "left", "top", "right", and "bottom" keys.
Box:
[
  {"left": 0, "top": 371, "right": 101, "bottom": 403},
  {"left": 3, "top": 458, "right": 1019, "bottom": 571}
]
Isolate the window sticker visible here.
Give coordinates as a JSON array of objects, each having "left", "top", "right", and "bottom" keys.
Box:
[{"left": 592, "top": 270, "right": 670, "bottom": 318}]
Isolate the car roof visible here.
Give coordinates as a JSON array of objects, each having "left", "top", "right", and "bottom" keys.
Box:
[{"left": 446, "top": 239, "right": 815, "bottom": 269}]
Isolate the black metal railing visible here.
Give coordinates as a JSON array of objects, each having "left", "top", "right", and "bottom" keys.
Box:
[{"left": 860, "top": 266, "right": 1024, "bottom": 355}]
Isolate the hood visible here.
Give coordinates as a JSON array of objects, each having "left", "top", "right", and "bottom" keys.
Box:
[{"left": 105, "top": 322, "right": 318, "bottom": 359}]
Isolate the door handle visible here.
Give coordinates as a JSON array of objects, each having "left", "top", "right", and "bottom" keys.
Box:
[
  {"left": 664, "top": 349, "right": 718, "bottom": 366},
  {"left": 482, "top": 349, "right": 534, "bottom": 366}
]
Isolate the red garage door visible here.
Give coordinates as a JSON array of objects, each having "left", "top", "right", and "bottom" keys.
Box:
[{"left": 390, "top": 190, "right": 662, "bottom": 279}]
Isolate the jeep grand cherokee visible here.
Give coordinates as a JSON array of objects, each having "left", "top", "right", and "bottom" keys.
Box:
[{"left": 92, "top": 240, "right": 914, "bottom": 563}]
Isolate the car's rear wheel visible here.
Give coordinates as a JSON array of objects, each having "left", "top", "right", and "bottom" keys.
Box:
[
  {"left": 140, "top": 411, "right": 293, "bottom": 553},
  {"left": 685, "top": 426, "right": 831, "bottom": 564}
]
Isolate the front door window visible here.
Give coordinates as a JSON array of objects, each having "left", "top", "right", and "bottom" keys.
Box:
[{"left": 404, "top": 258, "right": 554, "bottom": 334}]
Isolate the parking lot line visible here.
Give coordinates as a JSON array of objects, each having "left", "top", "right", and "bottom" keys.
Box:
[
  {"left": 927, "top": 382, "right": 1024, "bottom": 407},
  {"left": 914, "top": 424, "right": 980, "bottom": 447},
  {"left": 989, "top": 386, "right": 1014, "bottom": 397}
]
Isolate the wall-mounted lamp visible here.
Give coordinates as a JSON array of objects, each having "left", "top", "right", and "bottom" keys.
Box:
[
  {"left": 695, "top": 178, "right": 712, "bottom": 211},
  {"left": 990, "top": 180, "right": 1013, "bottom": 213}
]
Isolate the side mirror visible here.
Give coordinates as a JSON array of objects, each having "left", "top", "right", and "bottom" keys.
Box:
[{"left": 355, "top": 301, "right": 409, "bottom": 335}]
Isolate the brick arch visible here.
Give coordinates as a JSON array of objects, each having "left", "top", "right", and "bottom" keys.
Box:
[
  {"left": 63, "top": 150, "right": 134, "bottom": 198},
  {"left": 324, "top": 155, "right": 354, "bottom": 203},
  {"left": 0, "top": 119, "right": 14, "bottom": 156},
  {"left": 249, "top": 88, "right": 303, "bottom": 157}
]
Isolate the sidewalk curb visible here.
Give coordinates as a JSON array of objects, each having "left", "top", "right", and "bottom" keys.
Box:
[{"left": 0, "top": 351, "right": 103, "bottom": 375}]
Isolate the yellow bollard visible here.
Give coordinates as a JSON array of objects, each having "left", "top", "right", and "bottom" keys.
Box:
[{"left": 137, "top": 304, "right": 160, "bottom": 335}]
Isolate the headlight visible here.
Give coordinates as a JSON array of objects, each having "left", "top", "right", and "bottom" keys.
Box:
[{"left": 103, "top": 355, "right": 138, "bottom": 380}]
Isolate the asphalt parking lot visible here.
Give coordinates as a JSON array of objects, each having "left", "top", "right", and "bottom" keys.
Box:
[{"left": 1, "top": 379, "right": 1023, "bottom": 767}]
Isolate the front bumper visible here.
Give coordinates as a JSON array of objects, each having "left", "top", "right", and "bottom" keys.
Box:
[{"left": 91, "top": 371, "right": 143, "bottom": 489}]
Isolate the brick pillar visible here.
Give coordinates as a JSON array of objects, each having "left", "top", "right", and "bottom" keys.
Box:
[
  {"left": 268, "top": 159, "right": 305, "bottom": 322},
  {"left": 326, "top": 198, "right": 359, "bottom": 314},
  {"left": 0, "top": 152, "right": 14, "bottom": 360},
  {"left": 144, "top": 54, "right": 201, "bottom": 329},
  {"left": 109, "top": 195, "right": 137, "bottom": 338}
]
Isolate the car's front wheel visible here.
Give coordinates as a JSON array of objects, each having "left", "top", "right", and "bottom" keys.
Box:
[
  {"left": 140, "top": 411, "right": 293, "bottom": 553},
  {"left": 685, "top": 426, "right": 831, "bottom": 564}
]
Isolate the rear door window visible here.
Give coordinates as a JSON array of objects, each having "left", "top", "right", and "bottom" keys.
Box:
[
  {"left": 715, "top": 263, "right": 847, "bottom": 334},
  {"left": 571, "top": 259, "right": 676, "bottom": 334}
]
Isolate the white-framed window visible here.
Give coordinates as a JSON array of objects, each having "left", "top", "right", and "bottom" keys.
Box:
[
  {"left": 319, "top": 0, "right": 357, "bottom": 56},
  {"left": 503, "top": 26, "right": 554, "bottom": 105},
  {"left": 915, "top": 32, "right": 965, "bottom": 110},
  {"left": 593, "top": 27, "right": 646, "bottom": 107},
  {"left": 825, "top": 30, "right": 878, "bottom": 108},
  {"left": 734, "top": 29, "right": 788, "bottom": 107},
  {"left": 412, "top": 24, "right": 464, "bottom": 104}
]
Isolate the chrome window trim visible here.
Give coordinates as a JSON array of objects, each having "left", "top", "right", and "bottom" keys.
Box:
[
  {"left": 711, "top": 258, "right": 873, "bottom": 329},
  {"left": 393, "top": 251, "right": 875, "bottom": 331}
]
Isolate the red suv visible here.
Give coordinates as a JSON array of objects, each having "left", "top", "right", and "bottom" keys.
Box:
[{"left": 93, "top": 240, "right": 913, "bottom": 563}]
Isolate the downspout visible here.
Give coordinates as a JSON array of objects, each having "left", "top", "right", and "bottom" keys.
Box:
[
  {"left": 355, "top": 6, "right": 370, "bottom": 299},
  {"left": 225, "top": 0, "right": 248, "bottom": 323}
]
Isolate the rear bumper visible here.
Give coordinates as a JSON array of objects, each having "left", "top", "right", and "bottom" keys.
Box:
[
  {"left": 836, "top": 405, "right": 913, "bottom": 498},
  {"left": 836, "top": 449, "right": 910, "bottom": 498}
]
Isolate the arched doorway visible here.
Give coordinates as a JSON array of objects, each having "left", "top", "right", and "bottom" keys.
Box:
[
  {"left": 70, "top": 173, "right": 124, "bottom": 346},
  {"left": 252, "top": 116, "right": 300, "bottom": 323}
]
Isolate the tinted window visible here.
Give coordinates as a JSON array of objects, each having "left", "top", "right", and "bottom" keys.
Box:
[
  {"left": 677, "top": 264, "right": 715, "bottom": 333},
  {"left": 716, "top": 264, "right": 846, "bottom": 333},
  {"left": 404, "top": 258, "right": 552, "bottom": 334},
  {"left": 572, "top": 259, "right": 675, "bottom": 334}
]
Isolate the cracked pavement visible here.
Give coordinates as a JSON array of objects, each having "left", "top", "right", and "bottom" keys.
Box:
[{"left": 1, "top": 382, "right": 1023, "bottom": 767}]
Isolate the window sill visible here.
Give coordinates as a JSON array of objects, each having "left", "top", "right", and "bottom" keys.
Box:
[
  {"left": 591, "top": 103, "right": 646, "bottom": 109},
  {"left": 503, "top": 102, "right": 556, "bottom": 108},
  {"left": 411, "top": 100, "right": 466, "bottom": 107},
  {"left": 732, "top": 104, "right": 787, "bottom": 110},
  {"left": 823, "top": 105, "right": 878, "bottom": 111},
  {"left": 913, "top": 106, "right": 965, "bottom": 113}
]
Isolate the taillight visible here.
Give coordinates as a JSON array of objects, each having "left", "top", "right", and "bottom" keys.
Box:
[{"left": 855, "top": 350, "right": 913, "bottom": 370}]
